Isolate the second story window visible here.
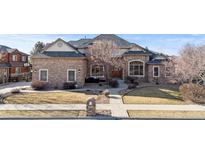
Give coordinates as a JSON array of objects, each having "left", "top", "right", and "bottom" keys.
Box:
[
  {"left": 12, "top": 55, "right": 17, "bottom": 61},
  {"left": 22, "top": 56, "right": 26, "bottom": 62}
]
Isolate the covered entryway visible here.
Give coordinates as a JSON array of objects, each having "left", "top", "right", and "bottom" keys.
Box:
[{"left": 111, "top": 68, "right": 123, "bottom": 79}]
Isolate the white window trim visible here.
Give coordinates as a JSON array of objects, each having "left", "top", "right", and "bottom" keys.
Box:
[
  {"left": 90, "top": 64, "right": 104, "bottom": 78},
  {"left": 128, "top": 59, "right": 145, "bottom": 77},
  {"left": 12, "top": 55, "right": 17, "bottom": 61},
  {"left": 67, "top": 69, "right": 76, "bottom": 82},
  {"left": 153, "top": 66, "right": 160, "bottom": 77},
  {"left": 39, "top": 69, "right": 48, "bottom": 82},
  {"left": 22, "top": 56, "right": 26, "bottom": 62}
]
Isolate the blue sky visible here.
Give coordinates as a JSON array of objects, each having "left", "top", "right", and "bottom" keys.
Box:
[{"left": 0, "top": 34, "right": 205, "bottom": 55}]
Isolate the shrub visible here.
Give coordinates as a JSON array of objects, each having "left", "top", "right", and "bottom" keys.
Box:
[
  {"left": 85, "top": 77, "right": 99, "bottom": 83},
  {"left": 63, "top": 82, "right": 77, "bottom": 89},
  {"left": 128, "top": 84, "right": 136, "bottom": 89},
  {"left": 109, "top": 79, "right": 119, "bottom": 88},
  {"left": 179, "top": 83, "right": 205, "bottom": 104},
  {"left": 31, "top": 81, "right": 47, "bottom": 90},
  {"left": 11, "top": 89, "right": 20, "bottom": 94},
  {"left": 133, "top": 79, "right": 139, "bottom": 86},
  {"left": 126, "top": 76, "right": 135, "bottom": 84}
]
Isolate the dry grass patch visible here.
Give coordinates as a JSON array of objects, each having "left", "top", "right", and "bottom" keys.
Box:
[
  {"left": 128, "top": 110, "right": 205, "bottom": 119},
  {"left": 0, "top": 110, "right": 111, "bottom": 118},
  {"left": 123, "top": 86, "right": 191, "bottom": 105},
  {"left": 4, "top": 92, "right": 97, "bottom": 104}
]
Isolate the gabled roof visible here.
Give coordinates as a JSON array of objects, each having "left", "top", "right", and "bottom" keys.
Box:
[
  {"left": 69, "top": 39, "right": 92, "bottom": 48},
  {"left": 0, "top": 45, "right": 29, "bottom": 55},
  {"left": 0, "top": 45, "right": 12, "bottom": 53},
  {"left": 9, "top": 49, "right": 29, "bottom": 56},
  {"left": 93, "top": 34, "right": 131, "bottom": 48},
  {"left": 69, "top": 34, "right": 143, "bottom": 49},
  {"left": 35, "top": 38, "right": 86, "bottom": 58},
  {"left": 43, "top": 38, "right": 78, "bottom": 51}
]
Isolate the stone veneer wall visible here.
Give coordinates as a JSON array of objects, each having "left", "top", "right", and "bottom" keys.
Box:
[
  {"left": 32, "top": 58, "right": 87, "bottom": 88},
  {"left": 123, "top": 54, "right": 150, "bottom": 81},
  {"left": 147, "top": 64, "right": 166, "bottom": 84}
]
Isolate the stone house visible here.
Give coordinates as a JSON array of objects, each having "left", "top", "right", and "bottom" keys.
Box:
[
  {"left": 32, "top": 34, "right": 174, "bottom": 88},
  {"left": 0, "top": 45, "right": 31, "bottom": 84}
]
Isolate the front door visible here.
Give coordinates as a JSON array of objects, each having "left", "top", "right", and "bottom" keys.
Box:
[{"left": 111, "top": 68, "right": 123, "bottom": 79}]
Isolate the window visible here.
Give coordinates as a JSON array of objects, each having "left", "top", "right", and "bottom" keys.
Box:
[
  {"left": 91, "top": 65, "right": 104, "bottom": 77},
  {"left": 39, "top": 69, "right": 48, "bottom": 82},
  {"left": 22, "top": 56, "right": 26, "bottom": 62},
  {"left": 67, "top": 69, "right": 76, "bottom": 82},
  {"left": 15, "top": 67, "right": 21, "bottom": 75},
  {"left": 12, "top": 55, "right": 17, "bottom": 61},
  {"left": 129, "top": 60, "right": 144, "bottom": 76},
  {"left": 153, "top": 66, "right": 160, "bottom": 77},
  {"left": 165, "top": 66, "right": 171, "bottom": 77}
]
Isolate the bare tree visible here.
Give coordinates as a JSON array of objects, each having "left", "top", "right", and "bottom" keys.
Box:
[
  {"left": 175, "top": 44, "right": 205, "bottom": 84},
  {"left": 87, "top": 40, "right": 124, "bottom": 80}
]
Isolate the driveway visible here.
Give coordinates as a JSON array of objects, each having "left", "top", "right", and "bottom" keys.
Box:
[{"left": 0, "top": 82, "right": 31, "bottom": 94}]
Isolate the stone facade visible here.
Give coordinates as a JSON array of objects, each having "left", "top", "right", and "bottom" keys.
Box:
[
  {"left": 32, "top": 57, "right": 87, "bottom": 88},
  {"left": 123, "top": 54, "right": 150, "bottom": 81},
  {"left": 148, "top": 64, "right": 166, "bottom": 83},
  {"left": 32, "top": 36, "right": 174, "bottom": 88}
]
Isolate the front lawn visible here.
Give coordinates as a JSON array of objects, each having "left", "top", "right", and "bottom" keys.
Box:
[
  {"left": 128, "top": 110, "right": 205, "bottom": 119},
  {"left": 3, "top": 91, "right": 97, "bottom": 104},
  {"left": 123, "top": 85, "right": 190, "bottom": 105},
  {"left": 0, "top": 110, "right": 111, "bottom": 118}
]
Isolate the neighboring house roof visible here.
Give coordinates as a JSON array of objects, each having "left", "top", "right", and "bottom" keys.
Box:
[
  {"left": 0, "top": 45, "right": 29, "bottom": 56},
  {"left": 9, "top": 49, "right": 29, "bottom": 56},
  {"left": 0, "top": 45, "right": 12, "bottom": 53},
  {"left": 42, "top": 51, "right": 85, "bottom": 57}
]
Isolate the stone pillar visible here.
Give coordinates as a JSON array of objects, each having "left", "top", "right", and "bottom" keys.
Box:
[{"left": 86, "top": 98, "right": 96, "bottom": 116}]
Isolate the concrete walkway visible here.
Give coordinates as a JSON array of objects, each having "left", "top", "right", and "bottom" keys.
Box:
[
  {"left": 0, "top": 82, "right": 31, "bottom": 94},
  {"left": 1, "top": 80, "right": 205, "bottom": 118}
]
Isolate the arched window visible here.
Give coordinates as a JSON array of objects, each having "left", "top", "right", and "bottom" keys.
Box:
[
  {"left": 128, "top": 60, "right": 144, "bottom": 77},
  {"left": 91, "top": 65, "right": 104, "bottom": 77}
]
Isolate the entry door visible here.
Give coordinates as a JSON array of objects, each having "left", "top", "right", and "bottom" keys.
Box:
[{"left": 111, "top": 68, "right": 123, "bottom": 79}]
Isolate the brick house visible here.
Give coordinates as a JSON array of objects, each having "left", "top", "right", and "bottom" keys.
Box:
[
  {"left": 0, "top": 45, "right": 31, "bottom": 84},
  {"left": 32, "top": 34, "right": 175, "bottom": 88}
]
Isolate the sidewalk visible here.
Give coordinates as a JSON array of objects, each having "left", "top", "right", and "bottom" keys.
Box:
[
  {"left": 0, "top": 82, "right": 31, "bottom": 94},
  {"left": 0, "top": 80, "right": 205, "bottom": 118}
]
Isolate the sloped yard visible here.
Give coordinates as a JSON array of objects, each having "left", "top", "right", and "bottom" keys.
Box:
[
  {"left": 3, "top": 91, "right": 97, "bottom": 104},
  {"left": 0, "top": 110, "right": 111, "bottom": 118},
  {"left": 128, "top": 110, "right": 205, "bottom": 119},
  {"left": 123, "top": 85, "right": 191, "bottom": 105}
]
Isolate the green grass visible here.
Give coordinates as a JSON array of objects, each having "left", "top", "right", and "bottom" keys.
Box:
[
  {"left": 128, "top": 110, "right": 205, "bottom": 119},
  {"left": 123, "top": 85, "right": 190, "bottom": 105}
]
